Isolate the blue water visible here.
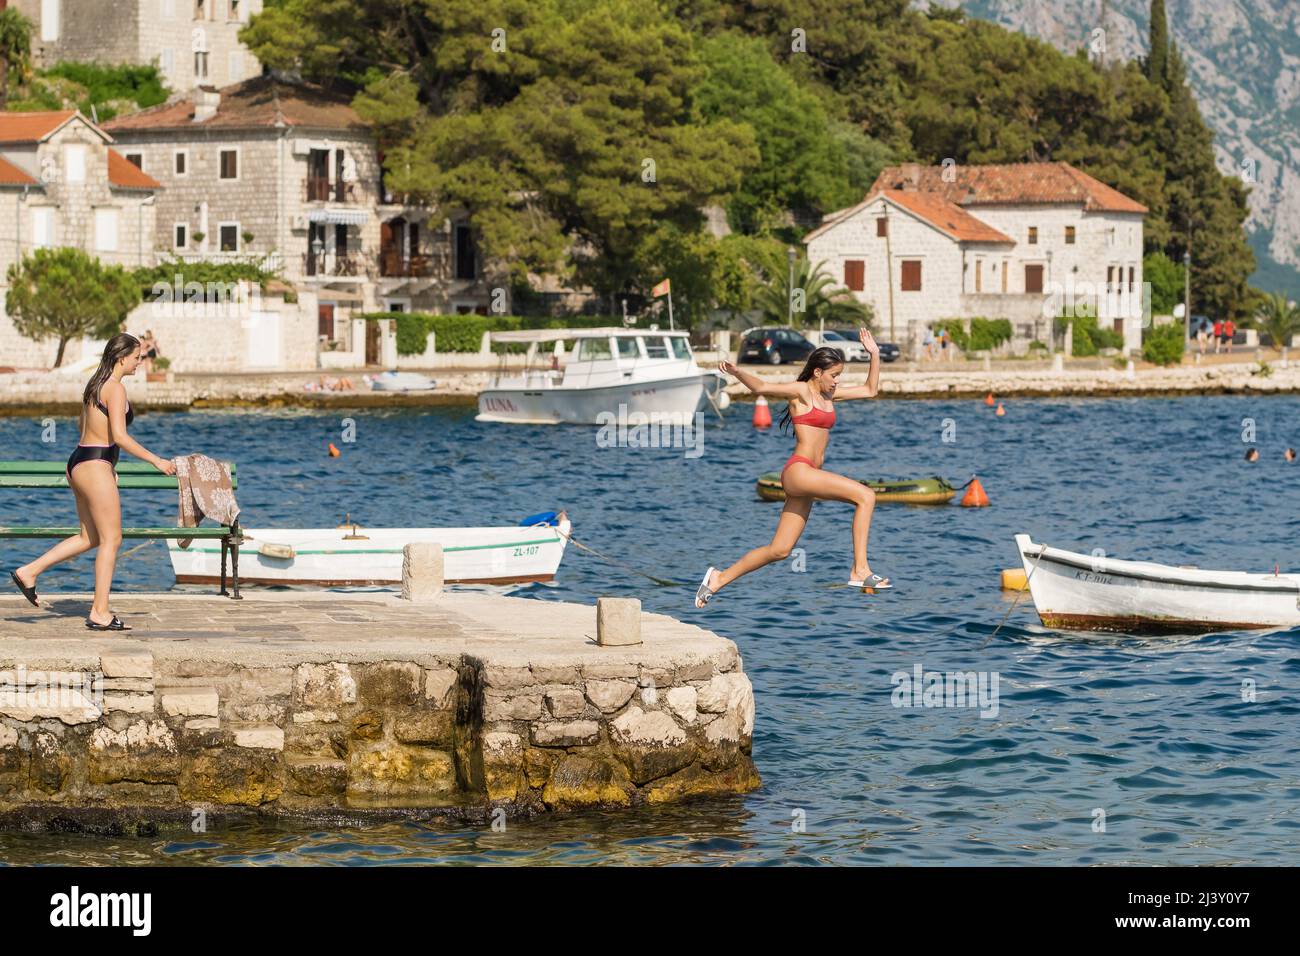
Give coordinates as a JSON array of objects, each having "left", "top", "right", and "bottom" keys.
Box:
[{"left": 2, "top": 396, "right": 1299, "bottom": 865}]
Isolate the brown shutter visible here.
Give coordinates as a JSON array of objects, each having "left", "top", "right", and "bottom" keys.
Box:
[
  {"left": 844, "top": 260, "right": 865, "bottom": 292},
  {"left": 901, "top": 260, "right": 922, "bottom": 291},
  {"left": 876, "top": 218, "right": 887, "bottom": 237},
  {"left": 974, "top": 260, "right": 982, "bottom": 292},
  {"left": 1025, "top": 264, "right": 1043, "bottom": 293}
]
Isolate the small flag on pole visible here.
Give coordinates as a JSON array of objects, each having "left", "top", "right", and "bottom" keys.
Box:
[{"left": 651, "top": 278, "right": 671, "bottom": 298}]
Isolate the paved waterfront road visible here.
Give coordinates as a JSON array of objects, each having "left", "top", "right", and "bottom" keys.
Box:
[{"left": 1, "top": 396, "right": 1298, "bottom": 864}]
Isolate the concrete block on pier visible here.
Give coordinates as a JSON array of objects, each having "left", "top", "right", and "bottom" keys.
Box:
[
  {"left": 597, "top": 597, "right": 642, "bottom": 646},
  {"left": 401, "top": 543, "right": 444, "bottom": 602}
]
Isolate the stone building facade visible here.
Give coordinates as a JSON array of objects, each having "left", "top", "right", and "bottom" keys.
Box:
[
  {"left": 804, "top": 163, "right": 1148, "bottom": 354},
  {"left": 103, "top": 77, "right": 493, "bottom": 363},
  {"left": 0, "top": 111, "right": 161, "bottom": 368},
  {"left": 12, "top": 0, "right": 264, "bottom": 93}
]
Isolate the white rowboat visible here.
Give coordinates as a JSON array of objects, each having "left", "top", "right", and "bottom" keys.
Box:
[
  {"left": 1015, "top": 534, "right": 1300, "bottom": 633},
  {"left": 168, "top": 514, "right": 571, "bottom": 588}
]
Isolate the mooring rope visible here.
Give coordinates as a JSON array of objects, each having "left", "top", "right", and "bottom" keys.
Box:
[
  {"left": 554, "top": 525, "right": 682, "bottom": 587},
  {"left": 980, "top": 545, "right": 1046, "bottom": 650}
]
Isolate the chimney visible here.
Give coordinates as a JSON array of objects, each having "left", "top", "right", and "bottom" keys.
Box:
[
  {"left": 898, "top": 163, "right": 921, "bottom": 191},
  {"left": 193, "top": 86, "right": 221, "bottom": 123}
]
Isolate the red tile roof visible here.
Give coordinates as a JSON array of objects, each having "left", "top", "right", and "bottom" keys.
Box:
[
  {"left": 107, "top": 148, "right": 161, "bottom": 190},
  {"left": 103, "top": 76, "right": 371, "bottom": 133},
  {"left": 0, "top": 110, "right": 80, "bottom": 144},
  {"left": 802, "top": 189, "right": 1015, "bottom": 245},
  {"left": 869, "top": 162, "right": 1147, "bottom": 214},
  {"left": 0, "top": 155, "right": 39, "bottom": 187},
  {"left": 878, "top": 189, "right": 1014, "bottom": 243}
]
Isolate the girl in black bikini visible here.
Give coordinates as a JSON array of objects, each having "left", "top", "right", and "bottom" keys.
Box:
[
  {"left": 9, "top": 334, "right": 175, "bottom": 630},
  {"left": 696, "top": 329, "right": 888, "bottom": 608}
]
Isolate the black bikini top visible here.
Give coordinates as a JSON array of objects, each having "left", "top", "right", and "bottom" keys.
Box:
[{"left": 92, "top": 396, "right": 134, "bottom": 427}]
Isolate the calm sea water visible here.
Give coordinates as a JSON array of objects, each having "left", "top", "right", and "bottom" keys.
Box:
[{"left": 2, "top": 395, "right": 1299, "bottom": 865}]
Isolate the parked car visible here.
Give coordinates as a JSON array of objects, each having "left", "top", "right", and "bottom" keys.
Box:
[
  {"left": 876, "top": 342, "right": 901, "bottom": 362},
  {"left": 808, "top": 329, "right": 869, "bottom": 362},
  {"left": 738, "top": 327, "right": 816, "bottom": 365}
]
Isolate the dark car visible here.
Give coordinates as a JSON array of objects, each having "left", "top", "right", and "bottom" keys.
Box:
[
  {"left": 738, "top": 327, "right": 816, "bottom": 365},
  {"left": 876, "top": 342, "right": 901, "bottom": 363}
]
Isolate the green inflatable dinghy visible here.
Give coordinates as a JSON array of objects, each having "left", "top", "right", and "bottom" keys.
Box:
[{"left": 756, "top": 473, "right": 957, "bottom": 504}]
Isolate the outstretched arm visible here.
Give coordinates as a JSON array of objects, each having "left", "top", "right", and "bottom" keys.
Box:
[
  {"left": 833, "top": 328, "right": 882, "bottom": 400},
  {"left": 102, "top": 381, "right": 176, "bottom": 475},
  {"left": 718, "top": 360, "right": 807, "bottom": 400}
]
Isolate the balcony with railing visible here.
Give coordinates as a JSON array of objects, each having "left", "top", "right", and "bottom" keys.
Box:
[
  {"left": 167, "top": 250, "right": 284, "bottom": 272},
  {"left": 303, "top": 251, "right": 364, "bottom": 279},
  {"left": 378, "top": 250, "right": 434, "bottom": 278},
  {"left": 305, "top": 177, "right": 359, "bottom": 204}
]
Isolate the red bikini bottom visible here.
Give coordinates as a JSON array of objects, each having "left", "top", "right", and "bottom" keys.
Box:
[{"left": 782, "top": 454, "right": 816, "bottom": 475}]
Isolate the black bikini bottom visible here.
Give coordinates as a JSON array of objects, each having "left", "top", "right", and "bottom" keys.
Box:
[{"left": 67, "top": 444, "right": 120, "bottom": 476}]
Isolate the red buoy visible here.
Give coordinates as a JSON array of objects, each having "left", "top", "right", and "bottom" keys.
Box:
[
  {"left": 961, "top": 477, "right": 990, "bottom": 507},
  {"left": 752, "top": 396, "right": 772, "bottom": 429},
  {"left": 328, "top": 443, "right": 341, "bottom": 457},
  {"left": 985, "top": 392, "right": 995, "bottom": 406},
  {"left": 995, "top": 402, "right": 1005, "bottom": 417}
]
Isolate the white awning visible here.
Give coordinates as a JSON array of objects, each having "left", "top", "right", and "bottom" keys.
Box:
[{"left": 307, "top": 209, "right": 369, "bottom": 226}]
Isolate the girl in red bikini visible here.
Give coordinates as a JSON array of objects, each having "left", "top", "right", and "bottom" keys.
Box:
[
  {"left": 9, "top": 334, "right": 175, "bottom": 631},
  {"left": 696, "top": 328, "right": 888, "bottom": 608}
]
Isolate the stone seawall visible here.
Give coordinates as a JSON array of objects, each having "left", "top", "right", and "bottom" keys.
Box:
[
  {"left": 0, "top": 592, "right": 758, "bottom": 831},
  {"left": 3, "top": 356, "right": 1298, "bottom": 416}
]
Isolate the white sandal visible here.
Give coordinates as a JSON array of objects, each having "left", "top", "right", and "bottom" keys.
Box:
[
  {"left": 849, "top": 573, "right": 892, "bottom": 591},
  {"left": 695, "top": 567, "right": 719, "bottom": 608}
]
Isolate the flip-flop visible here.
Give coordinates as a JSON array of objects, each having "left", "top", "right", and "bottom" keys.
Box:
[
  {"left": 848, "top": 573, "right": 893, "bottom": 591},
  {"left": 694, "top": 567, "right": 718, "bottom": 608},
  {"left": 10, "top": 570, "right": 39, "bottom": 608},
  {"left": 86, "top": 615, "right": 131, "bottom": 631}
]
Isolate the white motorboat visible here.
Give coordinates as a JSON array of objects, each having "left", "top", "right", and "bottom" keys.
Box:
[
  {"left": 169, "top": 512, "right": 570, "bottom": 589},
  {"left": 1014, "top": 534, "right": 1300, "bottom": 633},
  {"left": 476, "top": 327, "right": 727, "bottom": 424}
]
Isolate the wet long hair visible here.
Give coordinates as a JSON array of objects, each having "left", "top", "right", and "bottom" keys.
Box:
[
  {"left": 82, "top": 332, "right": 140, "bottom": 412},
  {"left": 779, "top": 346, "right": 846, "bottom": 431}
]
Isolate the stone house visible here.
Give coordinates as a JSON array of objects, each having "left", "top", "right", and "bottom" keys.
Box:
[
  {"left": 803, "top": 162, "right": 1148, "bottom": 354},
  {"left": 0, "top": 110, "right": 162, "bottom": 367},
  {"left": 102, "top": 76, "right": 493, "bottom": 366},
  {"left": 12, "top": 0, "right": 264, "bottom": 93}
]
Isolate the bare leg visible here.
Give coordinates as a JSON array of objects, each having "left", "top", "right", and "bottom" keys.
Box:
[
  {"left": 16, "top": 479, "right": 100, "bottom": 587},
  {"left": 70, "top": 462, "right": 121, "bottom": 624},
  {"left": 707, "top": 496, "right": 812, "bottom": 597},
  {"left": 782, "top": 465, "right": 881, "bottom": 583}
]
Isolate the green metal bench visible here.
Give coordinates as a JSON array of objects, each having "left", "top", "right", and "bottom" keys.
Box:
[{"left": 0, "top": 460, "right": 245, "bottom": 599}]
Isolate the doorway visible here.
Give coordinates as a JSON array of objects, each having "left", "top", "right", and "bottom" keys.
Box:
[{"left": 365, "top": 320, "right": 382, "bottom": 366}]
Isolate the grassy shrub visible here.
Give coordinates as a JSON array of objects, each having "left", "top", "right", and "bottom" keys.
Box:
[
  {"left": 1142, "top": 322, "right": 1185, "bottom": 366},
  {"left": 931, "top": 318, "right": 1012, "bottom": 352},
  {"left": 1056, "top": 315, "right": 1124, "bottom": 356}
]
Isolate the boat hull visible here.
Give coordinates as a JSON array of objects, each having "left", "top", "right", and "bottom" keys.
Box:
[
  {"left": 168, "top": 519, "right": 571, "bottom": 589},
  {"left": 477, "top": 373, "right": 717, "bottom": 425},
  {"left": 756, "top": 472, "right": 956, "bottom": 504},
  {"left": 1015, "top": 534, "right": 1300, "bottom": 633}
]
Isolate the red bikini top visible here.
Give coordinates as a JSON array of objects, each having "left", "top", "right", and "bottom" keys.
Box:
[{"left": 790, "top": 403, "right": 836, "bottom": 428}]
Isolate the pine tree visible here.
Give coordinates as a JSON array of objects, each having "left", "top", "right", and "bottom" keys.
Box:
[{"left": 1145, "top": 0, "right": 1168, "bottom": 87}]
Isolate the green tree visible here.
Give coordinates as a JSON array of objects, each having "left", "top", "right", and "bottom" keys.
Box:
[
  {"left": 0, "top": 4, "right": 33, "bottom": 110},
  {"left": 5, "top": 248, "right": 139, "bottom": 367},
  {"left": 692, "top": 32, "right": 888, "bottom": 233},
  {"left": 1252, "top": 292, "right": 1299, "bottom": 350},
  {"left": 1143, "top": 251, "right": 1184, "bottom": 314},
  {"left": 1144, "top": 0, "right": 1168, "bottom": 87}
]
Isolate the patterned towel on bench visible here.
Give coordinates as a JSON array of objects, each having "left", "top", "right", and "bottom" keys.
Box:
[{"left": 173, "top": 454, "right": 240, "bottom": 549}]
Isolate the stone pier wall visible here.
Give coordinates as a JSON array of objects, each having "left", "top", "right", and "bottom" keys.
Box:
[{"left": 0, "top": 644, "right": 758, "bottom": 826}]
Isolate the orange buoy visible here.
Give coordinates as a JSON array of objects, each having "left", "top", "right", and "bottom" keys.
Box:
[
  {"left": 995, "top": 402, "right": 1005, "bottom": 417},
  {"left": 961, "top": 476, "right": 990, "bottom": 507},
  {"left": 752, "top": 395, "right": 772, "bottom": 428},
  {"left": 328, "top": 442, "right": 341, "bottom": 457},
  {"left": 985, "top": 392, "right": 995, "bottom": 406}
]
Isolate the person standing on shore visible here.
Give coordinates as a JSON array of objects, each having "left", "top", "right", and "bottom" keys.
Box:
[
  {"left": 1223, "top": 318, "right": 1235, "bottom": 354},
  {"left": 1213, "top": 319, "right": 1223, "bottom": 354},
  {"left": 1196, "top": 319, "right": 1208, "bottom": 354},
  {"left": 8, "top": 334, "right": 175, "bottom": 630},
  {"left": 695, "top": 329, "right": 890, "bottom": 608}
]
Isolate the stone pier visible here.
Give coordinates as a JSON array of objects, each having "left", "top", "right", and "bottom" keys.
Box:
[{"left": 0, "top": 592, "right": 758, "bottom": 830}]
